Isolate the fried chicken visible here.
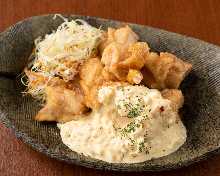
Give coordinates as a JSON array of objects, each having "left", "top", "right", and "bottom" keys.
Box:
[
  {"left": 35, "top": 86, "right": 87, "bottom": 122},
  {"left": 99, "top": 26, "right": 139, "bottom": 54},
  {"left": 100, "top": 26, "right": 141, "bottom": 83},
  {"left": 25, "top": 25, "right": 192, "bottom": 124},
  {"left": 101, "top": 42, "right": 149, "bottom": 84},
  {"left": 161, "top": 89, "right": 184, "bottom": 111},
  {"left": 79, "top": 57, "right": 104, "bottom": 109},
  {"left": 143, "top": 52, "right": 192, "bottom": 89}
]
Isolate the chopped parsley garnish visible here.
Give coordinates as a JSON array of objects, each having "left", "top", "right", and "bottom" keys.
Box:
[
  {"left": 128, "top": 137, "right": 136, "bottom": 145},
  {"left": 124, "top": 103, "right": 131, "bottom": 109},
  {"left": 121, "top": 121, "right": 140, "bottom": 134},
  {"left": 127, "top": 107, "right": 140, "bottom": 118},
  {"left": 123, "top": 102, "right": 143, "bottom": 118},
  {"left": 138, "top": 142, "right": 145, "bottom": 152}
]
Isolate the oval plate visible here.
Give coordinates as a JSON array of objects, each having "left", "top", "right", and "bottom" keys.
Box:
[{"left": 0, "top": 14, "right": 220, "bottom": 172}]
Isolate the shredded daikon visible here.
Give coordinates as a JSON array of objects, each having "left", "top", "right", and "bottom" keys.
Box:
[{"left": 32, "top": 19, "right": 103, "bottom": 80}]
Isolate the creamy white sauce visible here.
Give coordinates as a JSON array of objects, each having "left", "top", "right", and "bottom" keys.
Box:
[{"left": 58, "top": 85, "right": 186, "bottom": 163}]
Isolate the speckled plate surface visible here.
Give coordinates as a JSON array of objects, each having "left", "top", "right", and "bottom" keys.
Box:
[{"left": 0, "top": 14, "right": 220, "bottom": 172}]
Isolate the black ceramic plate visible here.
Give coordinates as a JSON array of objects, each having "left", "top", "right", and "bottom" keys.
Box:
[{"left": 0, "top": 14, "right": 220, "bottom": 172}]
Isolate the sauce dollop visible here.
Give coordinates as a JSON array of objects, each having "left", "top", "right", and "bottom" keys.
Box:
[{"left": 58, "top": 85, "right": 186, "bottom": 163}]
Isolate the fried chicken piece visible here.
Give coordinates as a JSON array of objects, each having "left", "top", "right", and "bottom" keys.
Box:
[
  {"left": 102, "top": 68, "right": 118, "bottom": 81},
  {"left": 101, "top": 42, "right": 129, "bottom": 81},
  {"left": 99, "top": 26, "right": 139, "bottom": 54},
  {"left": 26, "top": 69, "right": 87, "bottom": 122},
  {"left": 25, "top": 69, "right": 67, "bottom": 87},
  {"left": 113, "top": 26, "right": 139, "bottom": 51},
  {"left": 79, "top": 57, "right": 104, "bottom": 109},
  {"left": 161, "top": 89, "right": 184, "bottom": 111},
  {"left": 35, "top": 86, "right": 87, "bottom": 122},
  {"left": 117, "top": 42, "right": 149, "bottom": 83},
  {"left": 143, "top": 52, "right": 192, "bottom": 89},
  {"left": 79, "top": 57, "right": 103, "bottom": 86},
  {"left": 141, "top": 66, "right": 159, "bottom": 89},
  {"left": 101, "top": 42, "right": 121, "bottom": 68},
  {"left": 79, "top": 57, "right": 130, "bottom": 109},
  {"left": 165, "top": 55, "right": 192, "bottom": 89},
  {"left": 101, "top": 42, "right": 149, "bottom": 83},
  {"left": 127, "top": 69, "right": 143, "bottom": 84},
  {"left": 99, "top": 28, "right": 116, "bottom": 53},
  {"left": 101, "top": 26, "right": 140, "bottom": 67},
  {"left": 100, "top": 26, "right": 139, "bottom": 69},
  {"left": 24, "top": 69, "right": 67, "bottom": 101},
  {"left": 117, "top": 42, "right": 149, "bottom": 70},
  {"left": 25, "top": 69, "right": 86, "bottom": 93},
  {"left": 100, "top": 26, "right": 140, "bottom": 82}
]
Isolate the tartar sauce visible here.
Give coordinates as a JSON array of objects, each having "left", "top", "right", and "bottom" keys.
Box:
[{"left": 58, "top": 85, "right": 186, "bottom": 163}]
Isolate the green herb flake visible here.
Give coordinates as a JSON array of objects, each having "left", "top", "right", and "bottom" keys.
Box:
[
  {"left": 127, "top": 107, "right": 140, "bottom": 118},
  {"left": 138, "top": 142, "right": 145, "bottom": 153},
  {"left": 128, "top": 137, "right": 136, "bottom": 145},
  {"left": 121, "top": 121, "right": 141, "bottom": 134}
]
